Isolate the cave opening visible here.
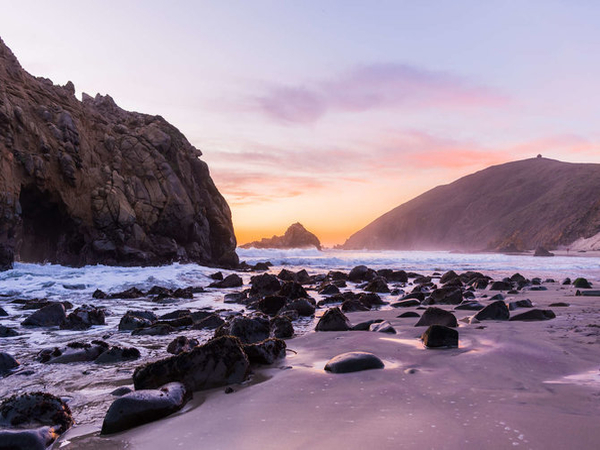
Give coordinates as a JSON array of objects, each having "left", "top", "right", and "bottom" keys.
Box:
[{"left": 17, "top": 185, "right": 84, "bottom": 264}]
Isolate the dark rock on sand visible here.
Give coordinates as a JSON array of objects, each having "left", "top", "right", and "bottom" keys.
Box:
[
  {"left": 111, "top": 387, "right": 133, "bottom": 397},
  {"left": 490, "top": 281, "right": 512, "bottom": 291},
  {"left": 133, "top": 336, "right": 249, "bottom": 391},
  {"left": 318, "top": 284, "right": 341, "bottom": 296},
  {"left": 400, "top": 292, "right": 425, "bottom": 302},
  {"left": 508, "top": 299, "right": 533, "bottom": 310},
  {"left": 118, "top": 310, "right": 158, "bottom": 331},
  {"left": 341, "top": 299, "right": 370, "bottom": 312},
  {"left": 473, "top": 300, "right": 510, "bottom": 321},
  {"left": 0, "top": 427, "right": 58, "bottom": 450},
  {"left": 0, "top": 392, "right": 73, "bottom": 433},
  {"left": 38, "top": 341, "right": 109, "bottom": 364},
  {"left": 243, "top": 338, "right": 287, "bottom": 365},
  {"left": 391, "top": 299, "right": 421, "bottom": 308},
  {"left": 216, "top": 316, "right": 270, "bottom": 344},
  {"left": 509, "top": 309, "right": 556, "bottom": 321},
  {"left": 348, "top": 265, "right": 376, "bottom": 282},
  {"left": 369, "top": 321, "right": 396, "bottom": 334},
  {"left": 167, "top": 336, "right": 200, "bottom": 355},
  {"left": 282, "top": 298, "right": 316, "bottom": 316},
  {"left": 358, "top": 293, "right": 385, "bottom": 308},
  {"left": 209, "top": 271, "right": 223, "bottom": 281},
  {"left": 324, "top": 352, "right": 384, "bottom": 373},
  {"left": 223, "top": 291, "right": 248, "bottom": 304},
  {"left": 352, "top": 319, "right": 384, "bottom": 331},
  {"left": 257, "top": 296, "right": 287, "bottom": 316},
  {"left": 415, "top": 307, "right": 458, "bottom": 327},
  {"left": 270, "top": 315, "right": 294, "bottom": 339},
  {"left": 210, "top": 274, "right": 243, "bottom": 288},
  {"left": 421, "top": 325, "right": 459, "bottom": 348},
  {"left": 279, "top": 281, "right": 308, "bottom": 300},
  {"left": 0, "top": 352, "right": 19, "bottom": 374},
  {"left": 455, "top": 301, "right": 485, "bottom": 311},
  {"left": 424, "top": 287, "right": 463, "bottom": 305},
  {"left": 101, "top": 382, "right": 191, "bottom": 435},
  {"left": 397, "top": 311, "right": 420, "bottom": 318},
  {"left": 562, "top": 277, "right": 571, "bottom": 285},
  {"left": 192, "top": 314, "right": 225, "bottom": 330},
  {"left": 95, "top": 346, "right": 141, "bottom": 364},
  {"left": 315, "top": 307, "right": 352, "bottom": 331},
  {"left": 573, "top": 277, "right": 592, "bottom": 289},
  {"left": 60, "top": 304, "right": 105, "bottom": 330},
  {"left": 249, "top": 273, "right": 281, "bottom": 297},
  {"left": 549, "top": 302, "right": 570, "bottom": 307},
  {"left": 0, "top": 325, "right": 18, "bottom": 337},
  {"left": 132, "top": 324, "right": 176, "bottom": 336},
  {"left": 363, "top": 277, "right": 390, "bottom": 293},
  {"left": 21, "top": 303, "right": 66, "bottom": 327}
]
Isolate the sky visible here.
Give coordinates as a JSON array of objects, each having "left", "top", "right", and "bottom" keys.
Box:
[{"left": 1, "top": 1, "right": 599, "bottom": 246}]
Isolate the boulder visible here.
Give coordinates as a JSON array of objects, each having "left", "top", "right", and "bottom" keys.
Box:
[
  {"left": 270, "top": 315, "right": 294, "bottom": 339},
  {"left": 243, "top": 338, "right": 287, "bottom": 365},
  {"left": 0, "top": 307, "right": 7, "bottom": 316},
  {"left": 358, "top": 293, "right": 385, "bottom": 307},
  {"left": 421, "top": 325, "right": 458, "bottom": 348},
  {"left": 0, "top": 325, "right": 18, "bottom": 337},
  {"left": 0, "top": 427, "right": 57, "bottom": 450},
  {"left": 348, "top": 265, "right": 376, "bottom": 282},
  {"left": 0, "top": 352, "right": 19, "bottom": 374},
  {"left": 397, "top": 311, "right": 420, "bottom": 318},
  {"left": 21, "top": 303, "right": 66, "bottom": 327},
  {"left": 415, "top": 307, "right": 458, "bottom": 327},
  {"left": 210, "top": 274, "right": 243, "bottom": 288},
  {"left": 318, "top": 284, "right": 340, "bottom": 296},
  {"left": 60, "top": 304, "right": 105, "bottom": 330},
  {"left": 509, "top": 309, "right": 556, "bottom": 321},
  {"left": 101, "top": 382, "right": 191, "bottom": 434},
  {"left": 249, "top": 273, "right": 281, "bottom": 297},
  {"left": 38, "top": 341, "right": 109, "bottom": 364},
  {"left": 118, "top": 310, "right": 157, "bottom": 331},
  {"left": 216, "top": 316, "right": 270, "bottom": 344},
  {"left": 192, "top": 314, "right": 225, "bottom": 330},
  {"left": 110, "top": 287, "right": 145, "bottom": 299},
  {"left": 423, "top": 287, "right": 462, "bottom": 305},
  {"left": 0, "top": 392, "right": 73, "bottom": 433},
  {"left": 324, "top": 352, "right": 384, "bottom": 373},
  {"left": 167, "top": 336, "right": 200, "bottom": 355},
  {"left": 315, "top": 307, "right": 352, "bottom": 331},
  {"left": 282, "top": 298, "right": 316, "bottom": 316},
  {"left": 473, "top": 300, "right": 510, "bottom": 321},
  {"left": 455, "top": 301, "right": 485, "bottom": 311},
  {"left": 440, "top": 270, "right": 459, "bottom": 284},
  {"left": 490, "top": 281, "right": 512, "bottom": 291},
  {"left": 369, "top": 321, "right": 396, "bottom": 334},
  {"left": 341, "top": 299, "right": 370, "bottom": 312},
  {"left": 279, "top": 281, "right": 308, "bottom": 299},
  {"left": 573, "top": 278, "right": 592, "bottom": 289},
  {"left": 133, "top": 336, "right": 249, "bottom": 391},
  {"left": 363, "top": 277, "right": 390, "bottom": 293},
  {"left": 94, "top": 346, "right": 141, "bottom": 364},
  {"left": 508, "top": 299, "right": 533, "bottom": 310},
  {"left": 132, "top": 324, "right": 176, "bottom": 336},
  {"left": 391, "top": 299, "right": 421, "bottom": 308},
  {"left": 257, "top": 295, "right": 287, "bottom": 316}
]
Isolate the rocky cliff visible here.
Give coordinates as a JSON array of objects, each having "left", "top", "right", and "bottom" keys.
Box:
[
  {"left": 342, "top": 157, "right": 600, "bottom": 252},
  {"left": 0, "top": 38, "right": 238, "bottom": 269},
  {"left": 240, "top": 223, "right": 322, "bottom": 250}
]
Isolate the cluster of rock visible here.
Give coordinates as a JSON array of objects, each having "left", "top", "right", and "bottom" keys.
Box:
[
  {"left": 1, "top": 262, "right": 592, "bottom": 444},
  {"left": 240, "top": 223, "right": 322, "bottom": 250},
  {"left": 0, "top": 37, "right": 237, "bottom": 269}
]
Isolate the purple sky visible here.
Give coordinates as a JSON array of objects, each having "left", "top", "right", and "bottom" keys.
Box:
[{"left": 1, "top": 1, "right": 599, "bottom": 244}]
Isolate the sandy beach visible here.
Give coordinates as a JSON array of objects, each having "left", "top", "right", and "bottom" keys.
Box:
[{"left": 60, "top": 279, "right": 600, "bottom": 450}]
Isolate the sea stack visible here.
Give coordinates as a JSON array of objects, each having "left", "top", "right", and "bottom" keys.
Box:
[
  {"left": 241, "top": 223, "right": 322, "bottom": 250},
  {"left": 0, "top": 38, "right": 238, "bottom": 269}
]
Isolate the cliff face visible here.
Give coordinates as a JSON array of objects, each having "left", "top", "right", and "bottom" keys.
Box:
[
  {"left": 240, "top": 223, "right": 322, "bottom": 250},
  {"left": 342, "top": 157, "right": 600, "bottom": 252},
  {"left": 0, "top": 38, "right": 238, "bottom": 268}
]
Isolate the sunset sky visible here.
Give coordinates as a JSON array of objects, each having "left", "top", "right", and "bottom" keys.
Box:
[{"left": 1, "top": 1, "right": 599, "bottom": 246}]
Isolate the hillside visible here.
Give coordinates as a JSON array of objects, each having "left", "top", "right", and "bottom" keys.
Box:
[{"left": 342, "top": 157, "right": 600, "bottom": 251}]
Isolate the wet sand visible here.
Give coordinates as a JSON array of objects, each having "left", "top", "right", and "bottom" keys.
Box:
[{"left": 63, "top": 282, "right": 600, "bottom": 449}]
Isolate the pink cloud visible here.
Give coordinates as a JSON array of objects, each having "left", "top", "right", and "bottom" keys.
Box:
[{"left": 252, "top": 63, "right": 508, "bottom": 124}]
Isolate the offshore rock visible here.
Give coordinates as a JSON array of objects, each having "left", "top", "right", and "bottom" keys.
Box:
[
  {"left": 240, "top": 223, "right": 321, "bottom": 250},
  {"left": 0, "top": 38, "right": 237, "bottom": 269}
]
